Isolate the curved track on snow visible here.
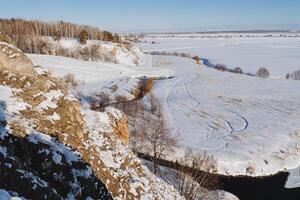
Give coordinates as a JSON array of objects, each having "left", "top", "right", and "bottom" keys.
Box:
[{"left": 163, "top": 64, "right": 250, "bottom": 152}]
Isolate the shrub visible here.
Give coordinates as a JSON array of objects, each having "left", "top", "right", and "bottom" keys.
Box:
[
  {"left": 63, "top": 73, "right": 79, "bottom": 88},
  {"left": 192, "top": 56, "right": 201, "bottom": 64},
  {"left": 144, "top": 78, "right": 154, "bottom": 95},
  {"left": 90, "top": 44, "right": 100, "bottom": 61},
  {"left": 215, "top": 64, "right": 227, "bottom": 71},
  {"left": 97, "top": 92, "right": 110, "bottom": 107},
  {"left": 36, "top": 38, "right": 52, "bottom": 54},
  {"left": 56, "top": 45, "right": 68, "bottom": 57},
  {"left": 256, "top": 67, "right": 270, "bottom": 78},
  {"left": 180, "top": 53, "right": 191, "bottom": 58},
  {"left": 80, "top": 47, "right": 90, "bottom": 61},
  {"left": 232, "top": 67, "right": 243, "bottom": 74},
  {"left": 110, "top": 84, "right": 118, "bottom": 92}
]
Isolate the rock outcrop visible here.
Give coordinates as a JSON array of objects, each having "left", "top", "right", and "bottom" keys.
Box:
[
  {"left": 106, "top": 107, "right": 129, "bottom": 145},
  {"left": 0, "top": 42, "right": 184, "bottom": 200}
]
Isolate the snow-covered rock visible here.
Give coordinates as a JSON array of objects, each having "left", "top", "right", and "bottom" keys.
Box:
[{"left": 0, "top": 42, "right": 184, "bottom": 199}]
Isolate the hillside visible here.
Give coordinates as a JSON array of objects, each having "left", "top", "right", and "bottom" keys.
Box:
[
  {"left": 0, "top": 42, "right": 183, "bottom": 199},
  {"left": 30, "top": 47, "right": 300, "bottom": 178}
]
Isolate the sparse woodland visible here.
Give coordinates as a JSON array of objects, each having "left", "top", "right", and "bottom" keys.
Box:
[
  {"left": 0, "top": 18, "right": 120, "bottom": 42},
  {"left": 0, "top": 18, "right": 138, "bottom": 64}
]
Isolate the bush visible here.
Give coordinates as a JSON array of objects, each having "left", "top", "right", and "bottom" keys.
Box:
[
  {"left": 256, "top": 67, "right": 270, "bottom": 78},
  {"left": 144, "top": 78, "right": 154, "bottom": 95},
  {"left": 232, "top": 67, "right": 243, "bottom": 74},
  {"left": 97, "top": 92, "right": 110, "bottom": 108},
  {"left": 56, "top": 45, "right": 68, "bottom": 57},
  {"left": 36, "top": 38, "right": 52, "bottom": 54},
  {"left": 192, "top": 56, "right": 200, "bottom": 64},
  {"left": 90, "top": 44, "right": 100, "bottom": 61},
  {"left": 80, "top": 47, "right": 90, "bottom": 61},
  {"left": 63, "top": 73, "right": 79, "bottom": 88},
  {"left": 215, "top": 64, "right": 227, "bottom": 71},
  {"left": 110, "top": 84, "right": 118, "bottom": 92}
]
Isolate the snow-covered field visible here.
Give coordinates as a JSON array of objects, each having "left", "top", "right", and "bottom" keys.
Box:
[
  {"left": 150, "top": 56, "right": 300, "bottom": 177},
  {"left": 140, "top": 34, "right": 300, "bottom": 77},
  {"left": 30, "top": 34, "right": 300, "bottom": 181},
  {"left": 30, "top": 52, "right": 300, "bottom": 178}
]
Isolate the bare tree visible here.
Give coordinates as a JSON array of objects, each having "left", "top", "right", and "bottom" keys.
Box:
[
  {"left": 0, "top": 18, "right": 121, "bottom": 42},
  {"left": 286, "top": 69, "right": 300, "bottom": 80},
  {"left": 139, "top": 96, "right": 178, "bottom": 175},
  {"left": 174, "top": 149, "right": 218, "bottom": 200}
]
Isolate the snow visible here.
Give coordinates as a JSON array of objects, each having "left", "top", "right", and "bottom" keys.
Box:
[
  {"left": 44, "top": 37, "right": 142, "bottom": 66},
  {"left": 28, "top": 42, "right": 300, "bottom": 178},
  {"left": 28, "top": 54, "right": 172, "bottom": 102},
  {"left": 37, "top": 90, "right": 63, "bottom": 112},
  {"left": 140, "top": 33, "right": 300, "bottom": 77},
  {"left": 28, "top": 132, "right": 80, "bottom": 165},
  {"left": 105, "top": 107, "right": 123, "bottom": 120},
  {"left": 286, "top": 165, "right": 300, "bottom": 188},
  {"left": 148, "top": 55, "right": 300, "bottom": 176},
  {"left": 0, "top": 189, "right": 24, "bottom": 200},
  {"left": 52, "top": 152, "right": 62, "bottom": 165},
  {"left": 0, "top": 86, "right": 28, "bottom": 115},
  {"left": 47, "top": 112, "right": 61, "bottom": 123}
]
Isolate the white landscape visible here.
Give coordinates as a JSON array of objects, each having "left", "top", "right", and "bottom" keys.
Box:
[
  {"left": 141, "top": 33, "right": 300, "bottom": 77},
  {"left": 1, "top": 2, "right": 300, "bottom": 199},
  {"left": 29, "top": 33, "right": 300, "bottom": 180}
]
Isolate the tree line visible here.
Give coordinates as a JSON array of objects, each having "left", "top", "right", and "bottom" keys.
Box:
[{"left": 0, "top": 18, "right": 120, "bottom": 43}]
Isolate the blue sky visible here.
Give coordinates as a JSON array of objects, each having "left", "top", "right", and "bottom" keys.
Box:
[{"left": 1, "top": 0, "right": 300, "bottom": 32}]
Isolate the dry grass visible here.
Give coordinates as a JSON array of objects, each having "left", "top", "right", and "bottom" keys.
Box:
[
  {"left": 144, "top": 78, "right": 154, "bottom": 94},
  {"left": 63, "top": 73, "right": 79, "bottom": 88},
  {"left": 192, "top": 56, "right": 201, "bottom": 64}
]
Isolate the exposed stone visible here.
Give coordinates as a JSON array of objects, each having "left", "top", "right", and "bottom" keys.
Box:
[{"left": 106, "top": 108, "right": 130, "bottom": 145}]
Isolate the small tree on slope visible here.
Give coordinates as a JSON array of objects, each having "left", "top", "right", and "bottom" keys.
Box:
[{"left": 78, "top": 29, "right": 88, "bottom": 45}]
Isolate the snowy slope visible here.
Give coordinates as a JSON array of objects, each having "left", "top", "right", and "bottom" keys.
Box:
[
  {"left": 49, "top": 37, "right": 143, "bottom": 66},
  {"left": 140, "top": 34, "right": 300, "bottom": 77},
  {"left": 1, "top": 42, "right": 184, "bottom": 200},
  {"left": 30, "top": 51, "right": 300, "bottom": 178},
  {"left": 150, "top": 55, "right": 300, "bottom": 177},
  {"left": 28, "top": 54, "right": 173, "bottom": 101}
]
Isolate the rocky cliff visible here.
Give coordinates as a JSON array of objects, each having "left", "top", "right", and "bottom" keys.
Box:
[{"left": 0, "top": 42, "right": 183, "bottom": 200}]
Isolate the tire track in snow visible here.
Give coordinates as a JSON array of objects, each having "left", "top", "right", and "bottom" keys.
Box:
[{"left": 224, "top": 108, "right": 249, "bottom": 132}]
